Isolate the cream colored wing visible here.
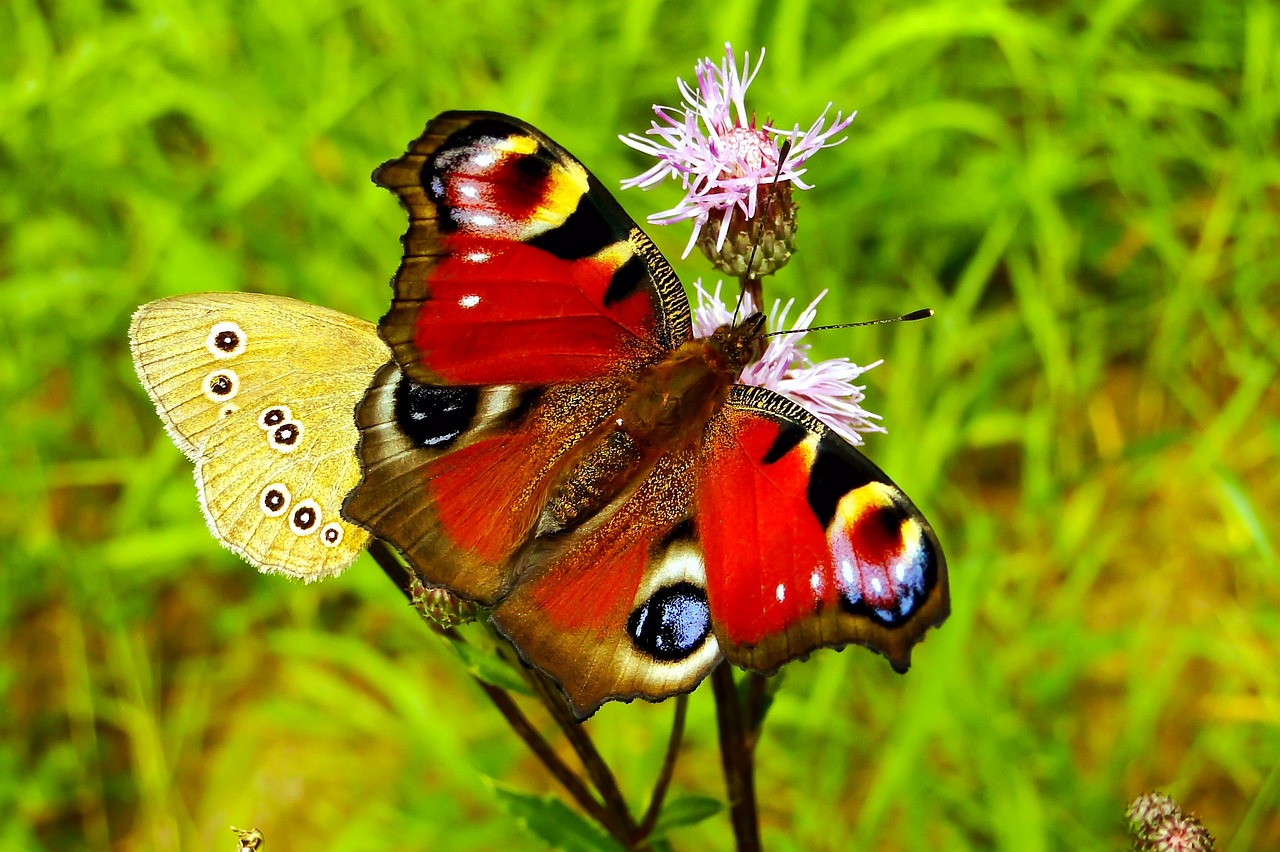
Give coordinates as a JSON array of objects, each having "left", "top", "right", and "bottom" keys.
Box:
[{"left": 130, "top": 293, "right": 389, "bottom": 580}]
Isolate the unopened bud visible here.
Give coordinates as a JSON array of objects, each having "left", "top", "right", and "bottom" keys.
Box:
[
  {"left": 1126, "top": 792, "right": 1215, "bottom": 851},
  {"left": 409, "top": 576, "right": 478, "bottom": 629},
  {"left": 697, "top": 181, "right": 798, "bottom": 279}
]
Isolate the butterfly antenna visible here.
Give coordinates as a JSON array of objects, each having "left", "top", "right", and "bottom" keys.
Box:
[
  {"left": 732, "top": 138, "right": 793, "bottom": 327},
  {"left": 763, "top": 308, "right": 935, "bottom": 337}
]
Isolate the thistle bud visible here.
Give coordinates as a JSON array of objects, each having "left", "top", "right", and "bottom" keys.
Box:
[
  {"left": 1126, "top": 792, "right": 1215, "bottom": 851},
  {"left": 409, "top": 576, "right": 478, "bottom": 629},
  {"left": 697, "top": 180, "right": 798, "bottom": 278}
]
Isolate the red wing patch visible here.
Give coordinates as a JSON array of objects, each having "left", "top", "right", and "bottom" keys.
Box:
[
  {"left": 493, "top": 451, "right": 722, "bottom": 717},
  {"left": 522, "top": 520, "right": 651, "bottom": 635},
  {"left": 412, "top": 239, "right": 662, "bottom": 385},
  {"left": 696, "top": 411, "right": 837, "bottom": 646},
  {"left": 344, "top": 363, "right": 635, "bottom": 605},
  {"left": 426, "top": 428, "right": 551, "bottom": 565}
]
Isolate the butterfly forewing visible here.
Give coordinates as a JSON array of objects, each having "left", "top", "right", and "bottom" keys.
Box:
[
  {"left": 130, "top": 293, "right": 388, "bottom": 580},
  {"left": 374, "top": 111, "right": 691, "bottom": 386}
]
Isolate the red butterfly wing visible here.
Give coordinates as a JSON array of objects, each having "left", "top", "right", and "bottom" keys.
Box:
[
  {"left": 696, "top": 386, "right": 949, "bottom": 674},
  {"left": 374, "top": 111, "right": 691, "bottom": 385}
]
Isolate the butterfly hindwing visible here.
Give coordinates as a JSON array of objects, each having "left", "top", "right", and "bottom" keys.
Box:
[
  {"left": 492, "top": 450, "right": 722, "bottom": 716},
  {"left": 374, "top": 110, "right": 691, "bottom": 386},
  {"left": 696, "top": 385, "right": 949, "bottom": 673},
  {"left": 130, "top": 293, "right": 388, "bottom": 579}
]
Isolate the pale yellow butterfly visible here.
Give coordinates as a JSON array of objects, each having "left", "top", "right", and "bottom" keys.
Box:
[{"left": 129, "top": 293, "right": 389, "bottom": 580}]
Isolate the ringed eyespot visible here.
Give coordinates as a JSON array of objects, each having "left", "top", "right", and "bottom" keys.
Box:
[
  {"left": 289, "top": 499, "right": 321, "bottom": 535},
  {"left": 627, "top": 582, "right": 712, "bottom": 663},
  {"left": 320, "top": 523, "right": 343, "bottom": 547},
  {"left": 202, "top": 369, "right": 239, "bottom": 401},
  {"left": 206, "top": 321, "right": 246, "bottom": 359},
  {"left": 270, "top": 421, "right": 302, "bottom": 452},
  {"left": 259, "top": 483, "right": 291, "bottom": 517},
  {"left": 257, "top": 406, "right": 292, "bottom": 430}
]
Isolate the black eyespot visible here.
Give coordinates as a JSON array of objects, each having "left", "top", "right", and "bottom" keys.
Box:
[
  {"left": 260, "top": 407, "right": 288, "bottom": 428},
  {"left": 287, "top": 498, "right": 321, "bottom": 535},
  {"left": 292, "top": 505, "right": 316, "bottom": 530},
  {"left": 208, "top": 374, "right": 233, "bottom": 396},
  {"left": 260, "top": 483, "right": 290, "bottom": 517},
  {"left": 207, "top": 322, "right": 246, "bottom": 359},
  {"left": 273, "top": 423, "right": 299, "bottom": 446},
  {"left": 394, "top": 377, "right": 478, "bottom": 449},
  {"left": 627, "top": 582, "right": 712, "bottom": 662},
  {"left": 321, "top": 523, "right": 343, "bottom": 547}
]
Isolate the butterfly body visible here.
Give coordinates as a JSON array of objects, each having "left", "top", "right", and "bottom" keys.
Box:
[{"left": 347, "top": 112, "right": 950, "bottom": 715}]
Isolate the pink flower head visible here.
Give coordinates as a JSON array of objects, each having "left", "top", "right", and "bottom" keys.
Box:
[
  {"left": 692, "top": 282, "right": 884, "bottom": 446},
  {"left": 621, "top": 43, "right": 855, "bottom": 258}
]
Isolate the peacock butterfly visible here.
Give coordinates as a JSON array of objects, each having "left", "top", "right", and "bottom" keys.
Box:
[{"left": 344, "top": 111, "right": 949, "bottom": 717}]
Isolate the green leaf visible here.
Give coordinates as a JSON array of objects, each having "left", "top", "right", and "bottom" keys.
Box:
[
  {"left": 489, "top": 782, "right": 622, "bottom": 852},
  {"left": 650, "top": 795, "right": 723, "bottom": 837},
  {"left": 449, "top": 640, "right": 535, "bottom": 696}
]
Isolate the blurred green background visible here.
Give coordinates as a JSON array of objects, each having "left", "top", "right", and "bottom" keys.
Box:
[{"left": 2, "top": 0, "right": 1277, "bottom": 849}]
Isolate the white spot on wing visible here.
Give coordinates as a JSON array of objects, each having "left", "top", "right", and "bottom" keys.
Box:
[
  {"left": 459, "top": 294, "right": 480, "bottom": 308},
  {"left": 775, "top": 583, "right": 786, "bottom": 603}
]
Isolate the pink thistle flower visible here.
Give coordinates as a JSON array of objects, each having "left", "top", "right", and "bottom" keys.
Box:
[
  {"left": 621, "top": 43, "right": 855, "bottom": 264},
  {"left": 693, "top": 282, "right": 884, "bottom": 446}
]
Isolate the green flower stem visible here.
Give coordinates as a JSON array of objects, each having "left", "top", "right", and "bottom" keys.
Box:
[
  {"left": 365, "top": 539, "right": 617, "bottom": 833},
  {"left": 711, "top": 661, "right": 762, "bottom": 852},
  {"left": 742, "top": 671, "right": 770, "bottom": 751},
  {"left": 524, "top": 666, "right": 638, "bottom": 840},
  {"left": 639, "top": 694, "right": 689, "bottom": 837}
]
